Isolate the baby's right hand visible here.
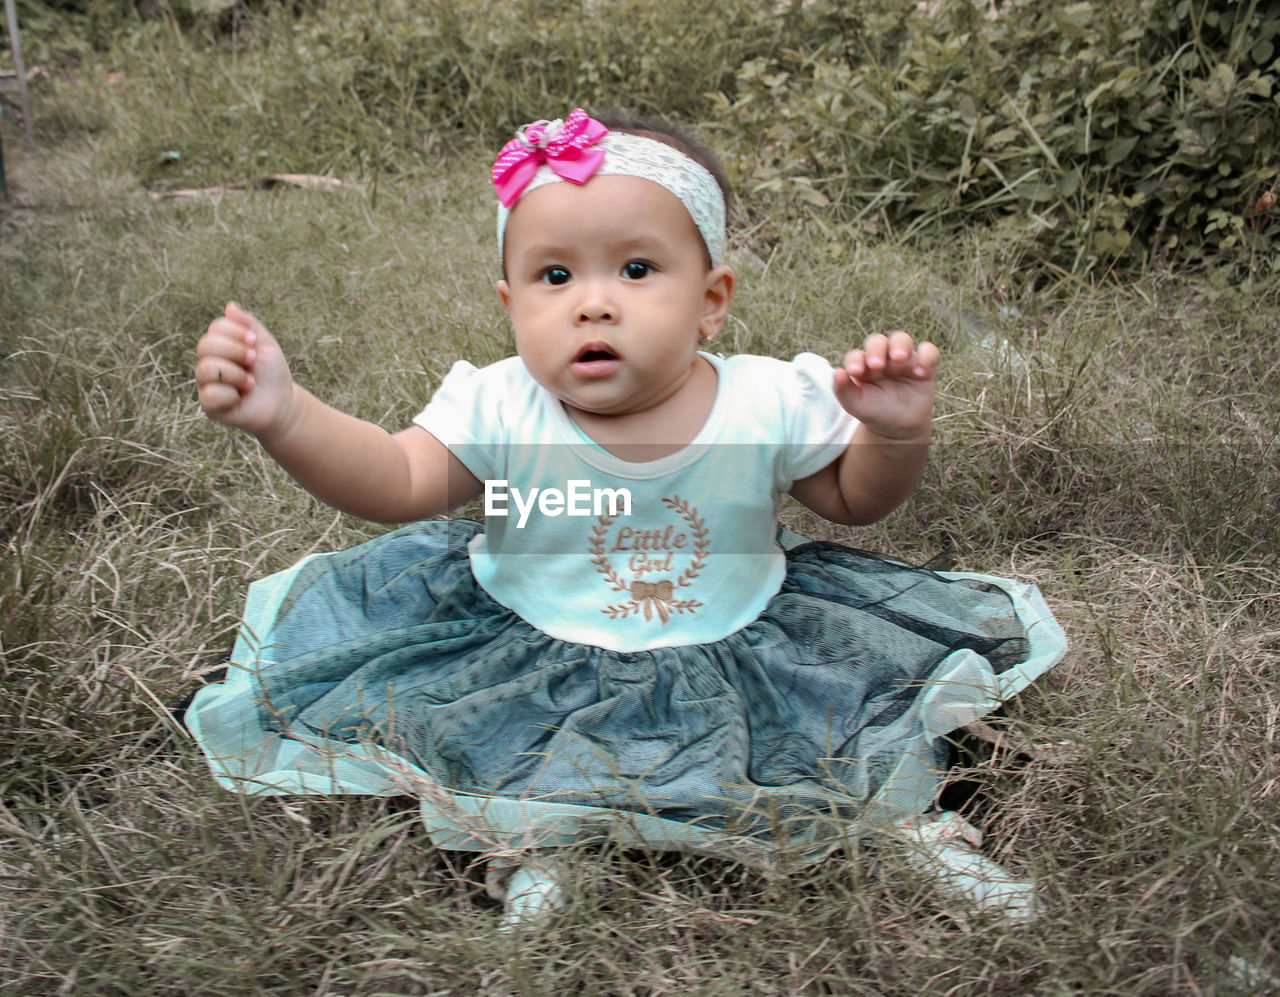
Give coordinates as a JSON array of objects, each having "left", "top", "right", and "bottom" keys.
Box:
[{"left": 195, "top": 302, "right": 296, "bottom": 438}]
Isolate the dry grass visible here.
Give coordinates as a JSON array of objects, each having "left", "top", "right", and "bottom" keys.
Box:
[{"left": 2, "top": 9, "right": 1279, "bottom": 993}]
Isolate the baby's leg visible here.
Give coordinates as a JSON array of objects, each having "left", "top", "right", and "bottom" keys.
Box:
[
  {"left": 485, "top": 854, "right": 567, "bottom": 931},
  {"left": 887, "top": 811, "right": 1038, "bottom": 919}
]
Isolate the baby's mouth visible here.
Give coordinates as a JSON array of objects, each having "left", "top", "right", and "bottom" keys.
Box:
[
  {"left": 571, "top": 343, "right": 621, "bottom": 377},
  {"left": 576, "top": 342, "right": 617, "bottom": 362}
]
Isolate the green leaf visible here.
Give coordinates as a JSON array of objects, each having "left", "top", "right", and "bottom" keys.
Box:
[
  {"left": 1056, "top": 166, "right": 1082, "bottom": 198},
  {"left": 793, "top": 184, "right": 830, "bottom": 207},
  {"left": 1085, "top": 78, "right": 1116, "bottom": 109},
  {"left": 1245, "top": 74, "right": 1273, "bottom": 98},
  {"left": 1106, "top": 135, "right": 1140, "bottom": 167},
  {"left": 1055, "top": 2, "right": 1094, "bottom": 38},
  {"left": 1019, "top": 181, "right": 1056, "bottom": 202}
]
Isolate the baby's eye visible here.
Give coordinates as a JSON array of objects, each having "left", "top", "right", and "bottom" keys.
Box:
[
  {"left": 540, "top": 266, "right": 571, "bottom": 286},
  {"left": 622, "top": 261, "right": 653, "bottom": 280}
]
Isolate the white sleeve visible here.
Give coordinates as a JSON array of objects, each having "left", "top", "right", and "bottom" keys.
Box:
[
  {"left": 778, "top": 352, "right": 858, "bottom": 486},
  {"left": 411, "top": 359, "right": 505, "bottom": 483}
]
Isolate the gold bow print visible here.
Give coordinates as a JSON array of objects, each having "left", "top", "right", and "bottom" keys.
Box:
[{"left": 629, "top": 579, "right": 675, "bottom": 624}]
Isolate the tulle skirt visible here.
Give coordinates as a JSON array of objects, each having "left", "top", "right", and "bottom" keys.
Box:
[{"left": 186, "top": 520, "right": 1066, "bottom": 862}]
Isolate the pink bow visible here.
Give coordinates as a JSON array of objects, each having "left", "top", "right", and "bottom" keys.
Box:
[{"left": 491, "top": 109, "right": 608, "bottom": 207}]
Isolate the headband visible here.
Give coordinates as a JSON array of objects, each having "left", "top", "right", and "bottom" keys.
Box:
[{"left": 492, "top": 109, "right": 726, "bottom": 266}]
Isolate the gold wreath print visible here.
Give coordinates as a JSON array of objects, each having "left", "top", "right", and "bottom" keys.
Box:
[{"left": 589, "top": 494, "right": 709, "bottom": 625}]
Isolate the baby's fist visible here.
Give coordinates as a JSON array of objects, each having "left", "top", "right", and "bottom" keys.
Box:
[{"left": 195, "top": 303, "right": 294, "bottom": 437}]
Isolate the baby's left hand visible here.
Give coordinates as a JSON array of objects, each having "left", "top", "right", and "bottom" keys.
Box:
[{"left": 832, "top": 331, "right": 938, "bottom": 441}]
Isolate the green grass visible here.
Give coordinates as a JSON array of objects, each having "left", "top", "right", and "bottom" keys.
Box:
[{"left": 3, "top": 5, "right": 1280, "bottom": 994}]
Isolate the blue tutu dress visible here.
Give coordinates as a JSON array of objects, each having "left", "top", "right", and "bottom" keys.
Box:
[
  {"left": 187, "top": 353, "right": 1067, "bottom": 863},
  {"left": 186, "top": 520, "right": 1065, "bottom": 862}
]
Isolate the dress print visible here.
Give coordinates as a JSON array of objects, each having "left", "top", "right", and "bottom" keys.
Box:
[{"left": 593, "top": 495, "right": 709, "bottom": 624}]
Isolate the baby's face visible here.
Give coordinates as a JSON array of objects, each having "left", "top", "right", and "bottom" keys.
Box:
[{"left": 497, "top": 174, "right": 730, "bottom": 421}]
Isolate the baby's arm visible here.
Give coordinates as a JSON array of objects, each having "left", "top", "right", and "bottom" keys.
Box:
[
  {"left": 789, "top": 331, "right": 937, "bottom": 526},
  {"left": 195, "top": 303, "right": 481, "bottom": 522}
]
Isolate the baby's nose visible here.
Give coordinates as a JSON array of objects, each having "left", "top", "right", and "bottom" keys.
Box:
[
  {"left": 575, "top": 283, "right": 617, "bottom": 323},
  {"left": 578, "top": 303, "right": 614, "bottom": 322}
]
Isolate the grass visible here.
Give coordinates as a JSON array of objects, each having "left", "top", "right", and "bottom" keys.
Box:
[{"left": 3, "top": 6, "right": 1280, "bottom": 994}]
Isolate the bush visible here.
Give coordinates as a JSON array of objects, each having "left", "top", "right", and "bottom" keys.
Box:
[
  {"left": 730, "top": 0, "right": 1280, "bottom": 273},
  {"left": 19, "top": 0, "right": 1280, "bottom": 273}
]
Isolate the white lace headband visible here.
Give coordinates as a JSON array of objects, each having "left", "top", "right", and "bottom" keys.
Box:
[{"left": 492, "top": 110, "right": 726, "bottom": 267}]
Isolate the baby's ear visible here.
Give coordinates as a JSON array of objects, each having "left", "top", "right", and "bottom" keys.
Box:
[
  {"left": 698, "top": 265, "right": 735, "bottom": 340},
  {"left": 496, "top": 279, "right": 511, "bottom": 312}
]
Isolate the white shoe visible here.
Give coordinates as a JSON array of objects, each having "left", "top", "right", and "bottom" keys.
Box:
[
  {"left": 486, "top": 859, "right": 566, "bottom": 931},
  {"left": 891, "top": 811, "right": 1039, "bottom": 920}
]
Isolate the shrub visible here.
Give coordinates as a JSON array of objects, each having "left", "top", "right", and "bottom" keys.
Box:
[
  {"left": 730, "top": 0, "right": 1280, "bottom": 273},
  {"left": 18, "top": 0, "right": 1280, "bottom": 273}
]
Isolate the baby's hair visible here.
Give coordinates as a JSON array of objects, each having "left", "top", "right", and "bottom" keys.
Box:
[{"left": 499, "top": 109, "right": 732, "bottom": 275}]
